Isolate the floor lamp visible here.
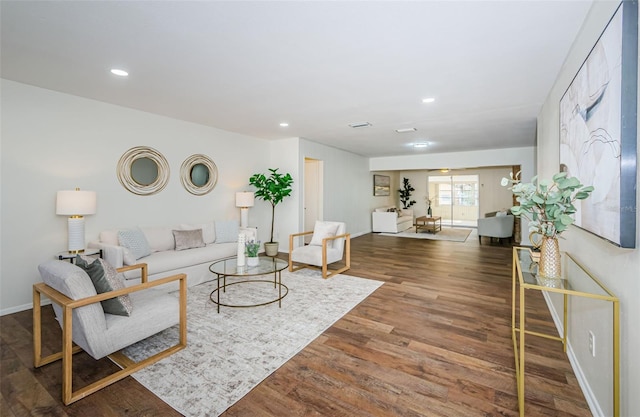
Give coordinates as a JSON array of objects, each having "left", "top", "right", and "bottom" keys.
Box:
[
  {"left": 235, "top": 192, "right": 254, "bottom": 228},
  {"left": 56, "top": 188, "right": 97, "bottom": 253}
]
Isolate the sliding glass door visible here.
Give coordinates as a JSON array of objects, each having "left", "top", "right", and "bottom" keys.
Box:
[{"left": 427, "top": 174, "right": 479, "bottom": 227}]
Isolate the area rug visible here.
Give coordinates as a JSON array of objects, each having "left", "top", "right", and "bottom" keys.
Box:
[
  {"left": 121, "top": 269, "right": 383, "bottom": 416},
  {"left": 380, "top": 226, "right": 473, "bottom": 242}
]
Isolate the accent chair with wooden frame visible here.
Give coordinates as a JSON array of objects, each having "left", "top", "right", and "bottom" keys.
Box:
[
  {"left": 288, "top": 221, "right": 351, "bottom": 279},
  {"left": 33, "top": 260, "right": 187, "bottom": 405}
]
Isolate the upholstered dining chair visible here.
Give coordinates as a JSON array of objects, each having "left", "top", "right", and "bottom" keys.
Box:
[
  {"left": 288, "top": 221, "right": 351, "bottom": 279},
  {"left": 33, "top": 260, "right": 187, "bottom": 405},
  {"left": 477, "top": 213, "right": 514, "bottom": 244}
]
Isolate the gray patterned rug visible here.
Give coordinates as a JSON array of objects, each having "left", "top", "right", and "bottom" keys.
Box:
[
  {"left": 122, "top": 268, "right": 383, "bottom": 416},
  {"left": 380, "top": 226, "right": 473, "bottom": 242}
]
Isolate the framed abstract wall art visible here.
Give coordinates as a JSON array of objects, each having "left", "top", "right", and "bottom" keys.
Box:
[
  {"left": 559, "top": 1, "right": 638, "bottom": 248},
  {"left": 373, "top": 174, "right": 390, "bottom": 196}
]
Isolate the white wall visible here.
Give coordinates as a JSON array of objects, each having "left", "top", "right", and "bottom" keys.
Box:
[
  {"left": 0, "top": 80, "right": 272, "bottom": 314},
  {"left": 299, "top": 139, "right": 372, "bottom": 238},
  {"left": 269, "top": 137, "right": 300, "bottom": 248},
  {"left": 537, "top": 2, "right": 640, "bottom": 416}
]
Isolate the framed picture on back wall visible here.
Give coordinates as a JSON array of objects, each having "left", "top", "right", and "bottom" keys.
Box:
[{"left": 373, "top": 175, "right": 390, "bottom": 196}]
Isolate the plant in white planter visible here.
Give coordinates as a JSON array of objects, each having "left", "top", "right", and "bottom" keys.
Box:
[
  {"left": 245, "top": 239, "right": 260, "bottom": 266},
  {"left": 249, "top": 168, "right": 293, "bottom": 256}
]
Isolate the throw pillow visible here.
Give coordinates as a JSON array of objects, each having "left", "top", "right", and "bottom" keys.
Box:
[
  {"left": 141, "top": 226, "right": 175, "bottom": 252},
  {"left": 99, "top": 230, "right": 119, "bottom": 246},
  {"left": 309, "top": 221, "right": 339, "bottom": 248},
  {"left": 118, "top": 228, "right": 151, "bottom": 261},
  {"left": 172, "top": 229, "right": 205, "bottom": 251},
  {"left": 215, "top": 220, "right": 239, "bottom": 243},
  {"left": 180, "top": 222, "right": 215, "bottom": 244},
  {"left": 75, "top": 255, "right": 133, "bottom": 316}
]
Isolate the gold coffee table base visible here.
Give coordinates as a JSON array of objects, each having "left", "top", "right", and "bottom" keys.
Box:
[{"left": 209, "top": 257, "right": 289, "bottom": 313}]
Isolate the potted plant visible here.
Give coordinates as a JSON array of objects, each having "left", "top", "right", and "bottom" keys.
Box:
[
  {"left": 249, "top": 168, "right": 294, "bottom": 256},
  {"left": 501, "top": 171, "right": 593, "bottom": 279},
  {"left": 398, "top": 178, "right": 416, "bottom": 209},
  {"left": 245, "top": 239, "right": 260, "bottom": 266}
]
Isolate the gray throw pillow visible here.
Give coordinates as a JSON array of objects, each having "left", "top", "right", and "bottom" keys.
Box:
[
  {"left": 172, "top": 229, "right": 205, "bottom": 251},
  {"left": 75, "top": 255, "right": 133, "bottom": 316}
]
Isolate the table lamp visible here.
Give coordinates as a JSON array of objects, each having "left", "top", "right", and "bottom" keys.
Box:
[
  {"left": 56, "top": 188, "right": 97, "bottom": 253},
  {"left": 235, "top": 191, "right": 254, "bottom": 228}
]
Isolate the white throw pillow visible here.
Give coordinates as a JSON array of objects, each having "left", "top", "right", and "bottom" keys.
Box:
[
  {"left": 118, "top": 228, "right": 151, "bottom": 261},
  {"left": 141, "top": 226, "right": 175, "bottom": 252},
  {"left": 309, "top": 221, "right": 339, "bottom": 248},
  {"left": 215, "top": 220, "right": 239, "bottom": 243},
  {"left": 99, "top": 230, "right": 119, "bottom": 246}
]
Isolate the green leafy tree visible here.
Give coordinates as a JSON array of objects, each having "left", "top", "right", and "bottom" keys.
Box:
[
  {"left": 398, "top": 177, "right": 416, "bottom": 209},
  {"left": 249, "top": 168, "right": 294, "bottom": 243}
]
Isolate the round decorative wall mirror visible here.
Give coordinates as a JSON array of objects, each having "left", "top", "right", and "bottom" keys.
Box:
[
  {"left": 131, "top": 157, "right": 159, "bottom": 186},
  {"left": 117, "top": 146, "right": 170, "bottom": 195},
  {"left": 180, "top": 154, "right": 218, "bottom": 195}
]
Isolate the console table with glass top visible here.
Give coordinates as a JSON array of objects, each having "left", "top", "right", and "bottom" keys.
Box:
[
  {"left": 209, "top": 257, "right": 288, "bottom": 313},
  {"left": 511, "top": 247, "right": 619, "bottom": 417}
]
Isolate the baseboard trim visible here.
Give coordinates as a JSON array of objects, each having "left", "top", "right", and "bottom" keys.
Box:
[
  {"left": 541, "top": 291, "right": 604, "bottom": 417},
  {"left": 1, "top": 299, "right": 51, "bottom": 316}
]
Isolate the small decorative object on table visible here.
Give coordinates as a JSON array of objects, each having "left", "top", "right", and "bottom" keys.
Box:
[
  {"left": 425, "top": 196, "right": 433, "bottom": 217},
  {"left": 502, "top": 171, "right": 593, "bottom": 280},
  {"left": 237, "top": 233, "right": 246, "bottom": 267},
  {"left": 245, "top": 239, "right": 260, "bottom": 266}
]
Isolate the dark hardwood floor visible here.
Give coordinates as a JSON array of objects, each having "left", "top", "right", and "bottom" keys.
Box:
[{"left": 1, "top": 231, "right": 591, "bottom": 416}]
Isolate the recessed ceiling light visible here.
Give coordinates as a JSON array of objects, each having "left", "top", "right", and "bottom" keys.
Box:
[
  {"left": 396, "top": 128, "right": 417, "bottom": 133},
  {"left": 110, "top": 68, "right": 129, "bottom": 77},
  {"left": 422, "top": 97, "right": 435, "bottom": 103},
  {"left": 413, "top": 142, "right": 429, "bottom": 148},
  {"left": 348, "top": 122, "right": 372, "bottom": 128},
  {"left": 279, "top": 122, "right": 289, "bottom": 127}
]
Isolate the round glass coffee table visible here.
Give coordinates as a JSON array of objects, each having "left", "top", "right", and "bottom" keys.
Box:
[{"left": 209, "top": 257, "right": 289, "bottom": 313}]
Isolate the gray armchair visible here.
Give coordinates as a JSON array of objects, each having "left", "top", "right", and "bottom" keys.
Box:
[
  {"left": 477, "top": 214, "right": 514, "bottom": 244},
  {"left": 33, "top": 260, "right": 186, "bottom": 405}
]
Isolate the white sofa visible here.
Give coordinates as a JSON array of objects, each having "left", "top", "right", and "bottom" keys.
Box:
[
  {"left": 89, "top": 221, "right": 256, "bottom": 288},
  {"left": 372, "top": 207, "right": 414, "bottom": 233}
]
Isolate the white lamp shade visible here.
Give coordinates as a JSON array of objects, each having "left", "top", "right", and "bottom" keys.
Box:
[
  {"left": 56, "top": 190, "right": 97, "bottom": 215},
  {"left": 235, "top": 192, "right": 255, "bottom": 208}
]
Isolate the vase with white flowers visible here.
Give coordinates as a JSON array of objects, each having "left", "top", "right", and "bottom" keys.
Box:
[{"left": 501, "top": 171, "right": 593, "bottom": 279}]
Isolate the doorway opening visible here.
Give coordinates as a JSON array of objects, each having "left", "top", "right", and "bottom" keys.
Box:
[
  {"left": 427, "top": 174, "right": 479, "bottom": 227},
  {"left": 304, "top": 158, "right": 323, "bottom": 243}
]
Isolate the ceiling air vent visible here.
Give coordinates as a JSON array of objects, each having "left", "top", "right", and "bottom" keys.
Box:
[
  {"left": 396, "top": 127, "right": 417, "bottom": 133},
  {"left": 348, "top": 122, "right": 372, "bottom": 128}
]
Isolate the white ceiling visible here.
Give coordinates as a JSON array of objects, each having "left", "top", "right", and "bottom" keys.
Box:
[{"left": 1, "top": 1, "right": 593, "bottom": 157}]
